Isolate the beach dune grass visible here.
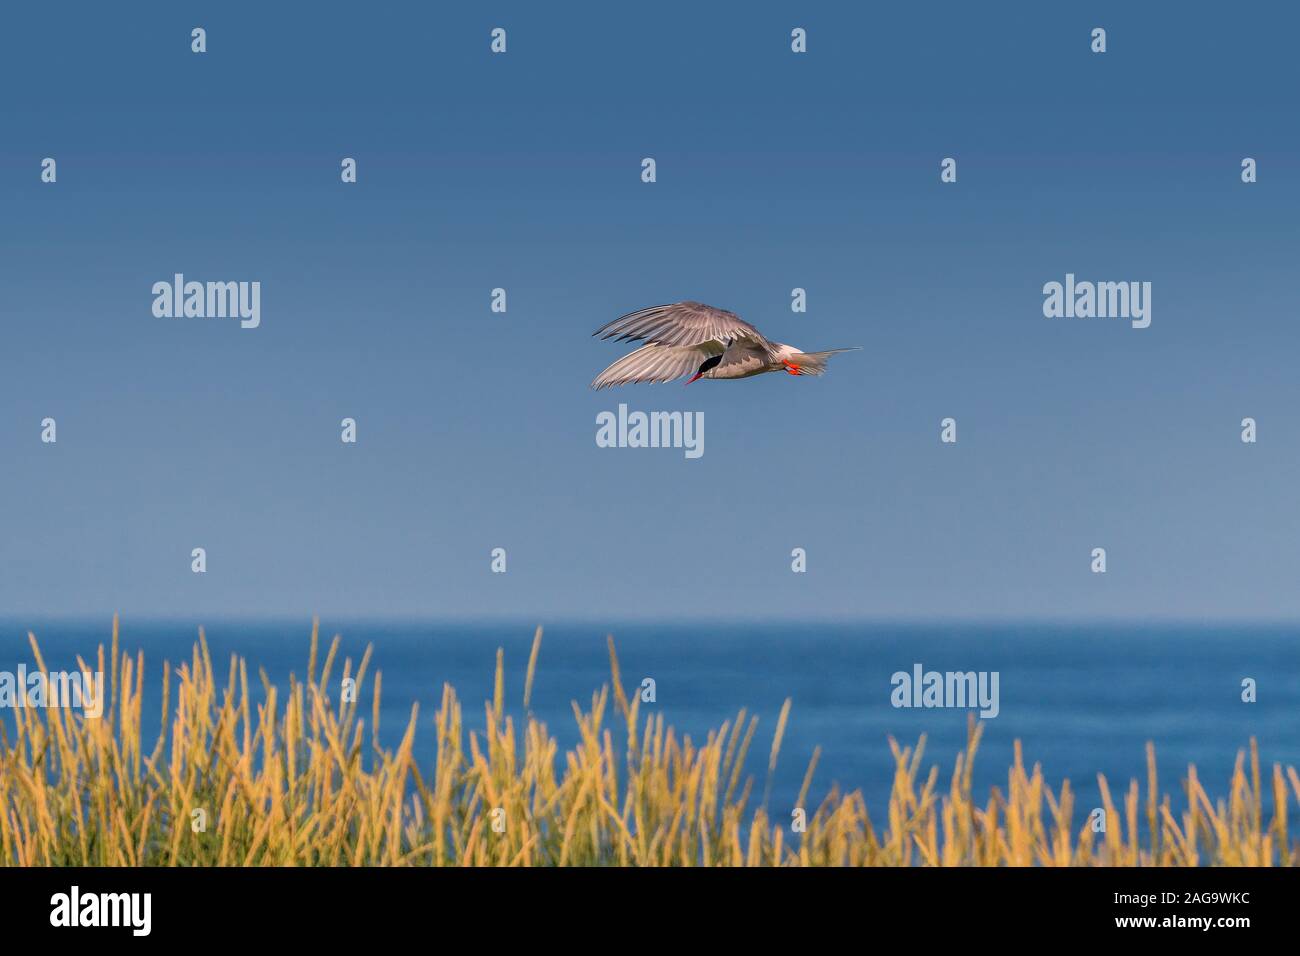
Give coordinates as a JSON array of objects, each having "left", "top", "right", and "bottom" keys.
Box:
[{"left": 1, "top": 618, "right": 1296, "bottom": 866}]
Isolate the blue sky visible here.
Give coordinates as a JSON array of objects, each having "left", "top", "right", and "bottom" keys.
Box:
[{"left": 1, "top": 2, "right": 1297, "bottom": 621}]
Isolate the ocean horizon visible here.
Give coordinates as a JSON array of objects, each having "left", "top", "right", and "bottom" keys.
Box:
[{"left": 7, "top": 617, "right": 1295, "bottom": 821}]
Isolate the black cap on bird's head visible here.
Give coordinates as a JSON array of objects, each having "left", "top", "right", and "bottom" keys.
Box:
[{"left": 686, "top": 354, "right": 723, "bottom": 385}]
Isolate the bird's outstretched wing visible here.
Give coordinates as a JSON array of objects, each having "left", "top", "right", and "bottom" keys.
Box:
[
  {"left": 592, "top": 301, "right": 773, "bottom": 351},
  {"left": 591, "top": 342, "right": 721, "bottom": 390}
]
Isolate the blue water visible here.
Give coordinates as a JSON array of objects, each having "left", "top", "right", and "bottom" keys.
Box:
[{"left": 4, "top": 619, "right": 1297, "bottom": 823}]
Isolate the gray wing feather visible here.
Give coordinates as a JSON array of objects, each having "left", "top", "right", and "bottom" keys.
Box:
[
  {"left": 593, "top": 301, "right": 773, "bottom": 351},
  {"left": 590, "top": 342, "right": 721, "bottom": 390}
]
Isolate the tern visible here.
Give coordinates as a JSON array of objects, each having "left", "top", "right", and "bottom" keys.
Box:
[{"left": 591, "top": 301, "right": 859, "bottom": 389}]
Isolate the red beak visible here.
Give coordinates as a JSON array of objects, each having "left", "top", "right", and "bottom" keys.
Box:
[{"left": 685, "top": 371, "right": 703, "bottom": 385}]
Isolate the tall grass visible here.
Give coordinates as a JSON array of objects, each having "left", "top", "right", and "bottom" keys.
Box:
[{"left": 1, "top": 617, "right": 1296, "bottom": 866}]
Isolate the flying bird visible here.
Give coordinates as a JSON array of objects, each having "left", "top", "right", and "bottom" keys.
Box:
[{"left": 591, "top": 301, "right": 859, "bottom": 390}]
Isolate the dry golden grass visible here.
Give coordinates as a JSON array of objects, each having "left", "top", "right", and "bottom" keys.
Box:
[{"left": 1, "top": 617, "right": 1296, "bottom": 866}]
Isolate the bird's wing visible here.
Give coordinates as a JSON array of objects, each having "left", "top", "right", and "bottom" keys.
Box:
[
  {"left": 591, "top": 342, "right": 721, "bottom": 390},
  {"left": 592, "top": 301, "right": 774, "bottom": 351},
  {"left": 707, "top": 341, "right": 774, "bottom": 378}
]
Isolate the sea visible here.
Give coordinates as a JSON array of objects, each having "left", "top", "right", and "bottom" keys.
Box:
[{"left": 4, "top": 619, "right": 1297, "bottom": 824}]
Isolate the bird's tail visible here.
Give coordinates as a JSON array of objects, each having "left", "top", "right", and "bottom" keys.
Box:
[{"left": 784, "top": 347, "right": 861, "bottom": 376}]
